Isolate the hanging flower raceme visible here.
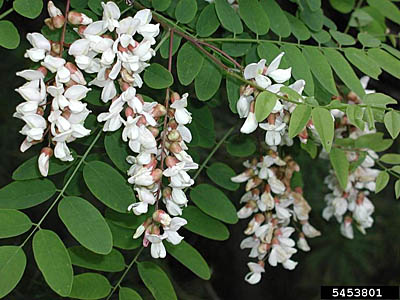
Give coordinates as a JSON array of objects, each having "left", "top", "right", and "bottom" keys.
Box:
[
  {"left": 68, "top": 2, "right": 160, "bottom": 103},
  {"left": 237, "top": 52, "right": 310, "bottom": 149},
  {"left": 231, "top": 152, "right": 320, "bottom": 284},
  {"left": 14, "top": 1, "right": 93, "bottom": 177},
  {"left": 321, "top": 77, "right": 379, "bottom": 239}
]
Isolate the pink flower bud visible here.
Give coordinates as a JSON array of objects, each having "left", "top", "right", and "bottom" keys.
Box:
[
  {"left": 38, "top": 147, "right": 53, "bottom": 177},
  {"left": 52, "top": 15, "right": 65, "bottom": 29},
  {"left": 169, "top": 142, "right": 182, "bottom": 154},
  {"left": 45, "top": 18, "right": 55, "bottom": 30},
  {"left": 65, "top": 62, "right": 86, "bottom": 85},
  {"left": 125, "top": 107, "right": 134, "bottom": 118},
  {"left": 152, "top": 210, "right": 171, "bottom": 226},
  {"left": 165, "top": 156, "right": 179, "bottom": 168},
  {"left": 147, "top": 126, "right": 159, "bottom": 138},
  {"left": 167, "top": 129, "right": 181, "bottom": 142},
  {"left": 68, "top": 11, "right": 92, "bottom": 25},
  {"left": 152, "top": 104, "right": 167, "bottom": 118},
  {"left": 151, "top": 169, "right": 163, "bottom": 182},
  {"left": 171, "top": 92, "right": 181, "bottom": 103},
  {"left": 163, "top": 187, "right": 172, "bottom": 198},
  {"left": 121, "top": 68, "right": 135, "bottom": 83}
]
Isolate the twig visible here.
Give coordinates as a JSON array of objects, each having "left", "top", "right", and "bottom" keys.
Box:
[{"left": 59, "top": 0, "right": 71, "bottom": 56}]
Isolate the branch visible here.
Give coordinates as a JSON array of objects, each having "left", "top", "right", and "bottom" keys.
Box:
[{"left": 59, "top": 0, "right": 71, "bottom": 56}]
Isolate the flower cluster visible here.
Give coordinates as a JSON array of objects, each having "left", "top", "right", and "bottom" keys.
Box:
[
  {"left": 322, "top": 77, "right": 379, "bottom": 239},
  {"left": 231, "top": 152, "right": 320, "bottom": 284},
  {"left": 101, "top": 87, "right": 197, "bottom": 258},
  {"left": 238, "top": 52, "right": 308, "bottom": 149},
  {"left": 68, "top": 1, "right": 159, "bottom": 103},
  {"left": 14, "top": 1, "right": 93, "bottom": 177}
]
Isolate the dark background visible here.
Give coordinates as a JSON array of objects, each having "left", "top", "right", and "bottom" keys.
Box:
[{"left": 1, "top": 1, "right": 400, "bottom": 299}]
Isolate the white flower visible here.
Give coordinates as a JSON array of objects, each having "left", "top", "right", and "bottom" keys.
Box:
[
  {"left": 340, "top": 217, "right": 354, "bottom": 239},
  {"left": 38, "top": 148, "right": 51, "bottom": 177},
  {"left": 297, "top": 235, "right": 310, "bottom": 252},
  {"left": 243, "top": 53, "right": 291, "bottom": 89},
  {"left": 170, "top": 93, "right": 192, "bottom": 125},
  {"left": 302, "top": 222, "right": 321, "bottom": 238},
  {"left": 244, "top": 262, "right": 265, "bottom": 285},
  {"left": 146, "top": 234, "right": 167, "bottom": 259},
  {"left": 240, "top": 236, "right": 261, "bottom": 258},
  {"left": 15, "top": 79, "right": 46, "bottom": 103},
  {"left": 25, "top": 33, "right": 51, "bottom": 62},
  {"left": 259, "top": 119, "right": 286, "bottom": 146},
  {"left": 41, "top": 55, "right": 71, "bottom": 84},
  {"left": 101, "top": 1, "right": 121, "bottom": 32},
  {"left": 237, "top": 95, "right": 254, "bottom": 118},
  {"left": 240, "top": 112, "right": 258, "bottom": 134},
  {"left": 163, "top": 217, "right": 187, "bottom": 245},
  {"left": 54, "top": 141, "right": 73, "bottom": 162},
  {"left": 20, "top": 114, "right": 47, "bottom": 141},
  {"left": 97, "top": 98, "right": 124, "bottom": 131}
]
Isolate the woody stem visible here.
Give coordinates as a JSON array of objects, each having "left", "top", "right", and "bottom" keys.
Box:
[{"left": 59, "top": 0, "right": 71, "bottom": 56}]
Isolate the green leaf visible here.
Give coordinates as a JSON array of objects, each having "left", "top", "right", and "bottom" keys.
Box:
[
  {"left": 206, "top": 162, "right": 240, "bottom": 191},
  {"left": 153, "top": 0, "right": 171, "bottom": 11},
  {"left": 329, "top": 0, "right": 355, "bottom": 13},
  {"left": 329, "top": 30, "right": 356, "bottom": 46},
  {"left": 144, "top": 63, "right": 173, "bottom": 89},
  {"left": 222, "top": 32, "right": 252, "bottom": 57},
  {"left": 104, "top": 129, "right": 130, "bottom": 172},
  {"left": 85, "top": 88, "right": 103, "bottom": 106},
  {"left": 226, "top": 76, "right": 241, "bottom": 113},
  {"left": 395, "top": 179, "right": 400, "bottom": 199},
  {"left": 33, "top": 230, "right": 73, "bottom": 297},
  {"left": 381, "top": 154, "right": 400, "bottom": 164},
  {"left": 69, "top": 273, "right": 111, "bottom": 300},
  {"left": 13, "top": 0, "right": 43, "bottom": 19},
  {"left": 58, "top": 196, "right": 113, "bottom": 255},
  {"left": 355, "top": 133, "right": 393, "bottom": 152},
  {"left": 137, "top": 261, "right": 177, "bottom": 300},
  {"left": 238, "top": 0, "right": 270, "bottom": 35},
  {"left": 105, "top": 209, "right": 147, "bottom": 229},
  {"left": 358, "top": 33, "right": 381, "bottom": 48},
  {"left": 346, "top": 105, "right": 365, "bottom": 130},
  {"left": 255, "top": 91, "right": 278, "bottom": 122},
  {"left": 312, "top": 107, "right": 334, "bottom": 153},
  {"left": 282, "top": 44, "right": 314, "bottom": 96},
  {"left": 343, "top": 48, "right": 382, "bottom": 79},
  {"left": 214, "top": 0, "right": 243, "bottom": 34},
  {"left": 190, "top": 184, "right": 238, "bottom": 224},
  {"left": 257, "top": 43, "right": 288, "bottom": 68},
  {"left": 226, "top": 134, "right": 256, "bottom": 157},
  {"left": 107, "top": 220, "right": 141, "bottom": 250},
  {"left": 311, "top": 30, "right": 331, "bottom": 44},
  {"left": 12, "top": 153, "right": 75, "bottom": 180},
  {"left": 71, "top": 0, "right": 88, "bottom": 8},
  {"left": 288, "top": 104, "right": 312, "bottom": 138},
  {"left": 165, "top": 240, "right": 211, "bottom": 280},
  {"left": 182, "top": 206, "right": 229, "bottom": 240},
  {"left": 368, "top": 48, "right": 400, "bottom": 79},
  {"left": 302, "top": 47, "right": 337, "bottom": 95},
  {"left": 367, "top": 0, "right": 400, "bottom": 25},
  {"left": 384, "top": 111, "right": 400, "bottom": 139},
  {"left": 329, "top": 148, "right": 349, "bottom": 190},
  {"left": 0, "top": 246, "right": 26, "bottom": 298},
  {"left": 363, "top": 93, "right": 397, "bottom": 107},
  {"left": 285, "top": 12, "right": 311, "bottom": 41},
  {"left": 260, "top": 0, "right": 290, "bottom": 37},
  {"left": 195, "top": 58, "right": 222, "bottom": 101},
  {"left": 88, "top": 0, "right": 102, "bottom": 15},
  {"left": 0, "top": 179, "right": 56, "bottom": 209},
  {"left": 160, "top": 33, "right": 182, "bottom": 59},
  {"left": 0, "top": 210, "right": 31, "bottom": 238},
  {"left": 375, "top": 171, "right": 389, "bottom": 193},
  {"left": 0, "top": 21, "right": 20, "bottom": 49},
  {"left": 119, "top": 287, "right": 143, "bottom": 300},
  {"left": 175, "top": 0, "right": 197, "bottom": 24},
  {"left": 196, "top": 4, "right": 220, "bottom": 37},
  {"left": 300, "top": 6, "right": 323, "bottom": 32},
  {"left": 68, "top": 246, "right": 125, "bottom": 272},
  {"left": 177, "top": 42, "right": 204, "bottom": 86},
  {"left": 83, "top": 161, "right": 135, "bottom": 213}
]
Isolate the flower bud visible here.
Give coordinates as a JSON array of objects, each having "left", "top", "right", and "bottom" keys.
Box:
[
  {"left": 167, "top": 129, "right": 181, "bottom": 142},
  {"left": 68, "top": 11, "right": 93, "bottom": 25},
  {"left": 171, "top": 92, "right": 181, "bottom": 102},
  {"left": 121, "top": 68, "right": 135, "bottom": 84},
  {"left": 51, "top": 42, "right": 61, "bottom": 56},
  {"left": 45, "top": 18, "right": 55, "bottom": 30},
  {"left": 162, "top": 187, "right": 172, "bottom": 198},
  {"left": 65, "top": 62, "right": 86, "bottom": 85},
  {"left": 38, "top": 147, "right": 53, "bottom": 177},
  {"left": 152, "top": 104, "right": 167, "bottom": 118},
  {"left": 125, "top": 107, "right": 134, "bottom": 118},
  {"left": 147, "top": 126, "right": 159, "bottom": 137},
  {"left": 151, "top": 168, "right": 163, "bottom": 182},
  {"left": 149, "top": 224, "right": 161, "bottom": 235},
  {"left": 52, "top": 15, "right": 65, "bottom": 29},
  {"left": 153, "top": 210, "right": 171, "bottom": 226},
  {"left": 169, "top": 142, "right": 182, "bottom": 154}
]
